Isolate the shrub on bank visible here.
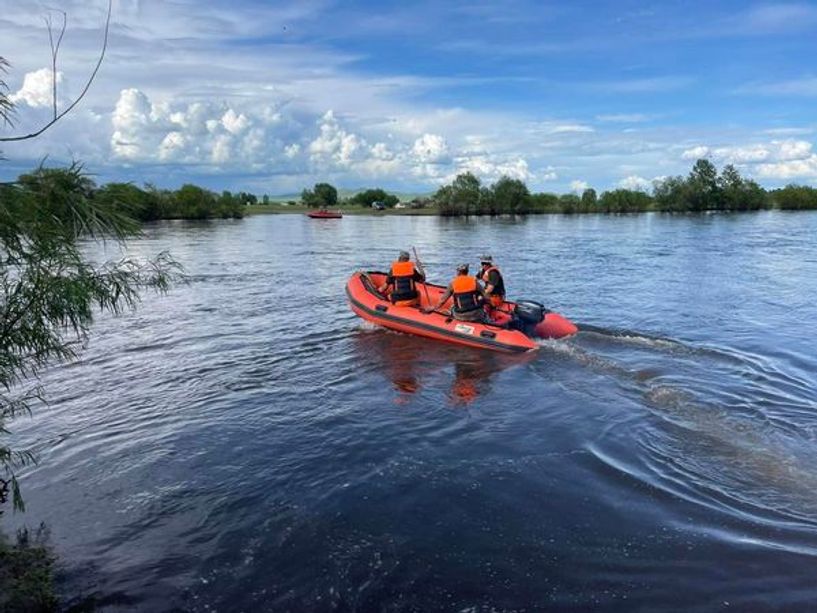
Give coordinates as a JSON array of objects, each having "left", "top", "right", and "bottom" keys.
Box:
[
  {"left": 348, "top": 188, "right": 400, "bottom": 208},
  {"left": 653, "top": 160, "right": 769, "bottom": 212},
  {"left": 92, "top": 182, "right": 245, "bottom": 220},
  {"left": 771, "top": 184, "right": 817, "bottom": 210},
  {"left": 0, "top": 529, "right": 57, "bottom": 613}
]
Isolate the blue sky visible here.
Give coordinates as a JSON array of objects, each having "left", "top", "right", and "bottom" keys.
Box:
[{"left": 2, "top": 0, "right": 817, "bottom": 194}]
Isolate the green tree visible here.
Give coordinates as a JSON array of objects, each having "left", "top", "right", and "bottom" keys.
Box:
[
  {"left": 175, "top": 184, "right": 216, "bottom": 219},
  {"left": 491, "top": 176, "right": 531, "bottom": 215},
  {"left": 654, "top": 159, "right": 770, "bottom": 212},
  {"left": 530, "top": 192, "right": 559, "bottom": 213},
  {"left": 477, "top": 186, "right": 495, "bottom": 215},
  {"left": 580, "top": 188, "right": 598, "bottom": 213},
  {"left": 434, "top": 172, "right": 481, "bottom": 216},
  {"left": 349, "top": 188, "right": 399, "bottom": 208},
  {"left": 718, "top": 164, "right": 768, "bottom": 211},
  {"left": 93, "top": 182, "right": 162, "bottom": 221},
  {"left": 1, "top": 165, "right": 181, "bottom": 512},
  {"left": 302, "top": 183, "right": 338, "bottom": 208},
  {"left": 598, "top": 189, "right": 653, "bottom": 213},
  {"left": 688, "top": 158, "right": 720, "bottom": 211},
  {"left": 773, "top": 184, "right": 817, "bottom": 210},
  {"left": 558, "top": 193, "right": 581, "bottom": 214}
]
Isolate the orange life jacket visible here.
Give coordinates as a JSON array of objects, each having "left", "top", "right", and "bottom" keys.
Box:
[
  {"left": 390, "top": 260, "right": 417, "bottom": 301},
  {"left": 480, "top": 265, "right": 505, "bottom": 298},
  {"left": 451, "top": 275, "right": 480, "bottom": 312}
]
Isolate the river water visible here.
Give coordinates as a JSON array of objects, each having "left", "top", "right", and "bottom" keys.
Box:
[{"left": 4, "top": 212, "right": 817, "bottom": 611}]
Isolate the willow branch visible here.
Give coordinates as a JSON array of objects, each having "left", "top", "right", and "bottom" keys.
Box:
[
  {"left": 0, "top": 0, "right": 111, "bottom": 143},
  {"left": 46, "top": 10, "right": 68, "bottom": 121}
]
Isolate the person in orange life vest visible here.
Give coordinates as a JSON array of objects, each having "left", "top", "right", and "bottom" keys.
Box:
[
  {"left": 378, "top": 250, "right": 425, "bottom": 306},
  {"left": 422, "top": 263, "right": 490, "bottom": 322},
  {"left": 477, "top": 254, "right": 505, "bottom": 308}
]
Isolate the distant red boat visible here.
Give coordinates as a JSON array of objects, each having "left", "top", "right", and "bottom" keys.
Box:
[{"left": 307, "top": 209, "right": 343, "bottom": 219}]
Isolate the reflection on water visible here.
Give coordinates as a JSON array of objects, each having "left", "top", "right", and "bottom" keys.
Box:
[
  {"left": 353, "top": 328, "right": 532, "bottom": 405},
  {"left": 3, "top": 212, "right": 817, "bottom": 611}
]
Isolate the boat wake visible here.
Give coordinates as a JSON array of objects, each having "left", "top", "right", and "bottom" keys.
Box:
[{"left": 533, "top": 326, "right": 817, "bottom": 551}]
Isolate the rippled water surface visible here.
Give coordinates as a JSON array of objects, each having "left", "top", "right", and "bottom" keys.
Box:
[{"left": 4, "top": 212, "right": 817, "bottom": 611}]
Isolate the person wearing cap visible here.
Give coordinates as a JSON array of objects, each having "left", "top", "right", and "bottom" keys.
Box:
[
  {"left": 422, "top": 263, "right": 489, "bottom": 322},
  {"left": 379, "top": 250, "right": 425, "bottom": 306},
  {"left": 477, "top": 254, "right": 506, "bottom": 309}
]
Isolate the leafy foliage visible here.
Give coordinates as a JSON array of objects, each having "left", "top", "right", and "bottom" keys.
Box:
[
  {"left": 598, "top": 189, "right": 654, "bottom": 213},
  {"left": 0, "top": 527, "right": 57, "bottom": 613},
  {"left": 1, "top": 164, "right": 182, "bottom": 512},
  {"left": 492, "top": 177, "right": 531, "bottom": 215},
  {"left": 301, "top": 182, "right": 338, "bottom": 208},
  {"left": 770, "top": 184, "right": 817, "bottom": 210},
  {"left": 654, "top": 159, "right": 769, "bottom": 212},
  {"left": 92, "top": 183, "right": 246, "bottom": 221},
  {"left": 434, "top": 172, "right": 482, "bottom": 216},
  {"left": 434, "top": 173, "right": 534, "bottom": 216},
  {"left": 348, "top": 188, "right": 399, "bottom": 208}
]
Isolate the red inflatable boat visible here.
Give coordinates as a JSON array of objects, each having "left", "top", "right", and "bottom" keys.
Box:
[
  {"left": 307, "top": 209, "right": 343, "bottom": 219},
  {"left": 346, "top": 271, "right": 578, "bottom": 353}
]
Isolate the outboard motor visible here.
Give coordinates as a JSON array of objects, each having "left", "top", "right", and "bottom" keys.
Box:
[
  {"left": 513, "top": 300, "right": 547, "bottom": 335},
  {"left": 515, "top": 300, "right": 545, "bottom": 324}
]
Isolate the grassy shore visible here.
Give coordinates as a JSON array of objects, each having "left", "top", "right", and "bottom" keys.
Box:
[
  {"left": 245, "top": 204, "right": 437, "bottom": 215},
  {"left": 0, "top": 530, "right": 57, "bottom": 612}
]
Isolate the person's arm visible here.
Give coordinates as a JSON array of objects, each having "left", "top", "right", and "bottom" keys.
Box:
[
  {"left": 413, "top": 266, "right": 426, "bottom": 282},
  {"left": 423, "top": 285, "right": 452, "bottom": 313},
  {"left": 484, "top": 270, "right": 498, "bottom": 294},
  {"left": 378, "top": 273, "right": 395, "bottom": 294},
  {"left": 477, "top": 284, "right": 489, "bottom": 303}
]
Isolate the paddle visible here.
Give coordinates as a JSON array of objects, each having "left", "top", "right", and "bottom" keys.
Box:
[{"left": 411, "top": 246, "right": 433, "bottom": 308}]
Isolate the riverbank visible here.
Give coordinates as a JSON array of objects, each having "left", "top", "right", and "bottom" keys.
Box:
[{"left": 0, "top": 530, "right": 57, "bottom": 612}]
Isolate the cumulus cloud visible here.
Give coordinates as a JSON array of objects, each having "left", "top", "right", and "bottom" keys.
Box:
[
  {"left": 454, "top": 156, "right": 531, "bottom": 182},
  {"left": 411, "top": 133, "right": 450, "bottom": 163},
  {"left": 221, "top": 109, "right": 250, "bottom": 135},
  {"left": 682, "top": 139, "right": 813, "bottom": 166},
  {"left": 755, "top": 141, "right": 817, "bottom": 179},
  {"left": 682, "top": 145, "right": 710, "bottom": 160},
  {"left": 542, "top": 166, "right": 558, "bottom": 181},
  {"left": 9, "top": 68, "right": 63, "bottom": 108},
  {"left": 777, "top": 139, "right": 812, "bottom": 160},
  {"left": 308, "top": 110, "right": 367, "bottom": 166},
  {"left": 756, "top": 157, "right": 817, "bottom": 179},
  {"left": 679, "top": 139, "right": 817, "bottom": 180},
  {"left": 570, "top": 180, "right": 589, "bottom": 193},
  {"left": 109, "top": 88, "right": 303, "bottom": 169},
  {"left": 111, "top": 88, "right": 156, "bottom": 159},
  {"left": 158, "top": 131, "right": 187, "bottom": 162},
  {"left": 617, "top": 175, "right": 653, "bottom": 191}
]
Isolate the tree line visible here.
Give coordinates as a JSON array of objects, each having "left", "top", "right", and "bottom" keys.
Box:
[
  {"left": 300, "top": 183, "right": 402, "bottom": 209},
  {"left": 297, "top": 159, "right": 817, "bottom": 216},
  {"left": 432, "top": 159, "right": 817, "bottom": 216},
  {"left": 3, "top": 167, "right": 247, "bottom": 221}
]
